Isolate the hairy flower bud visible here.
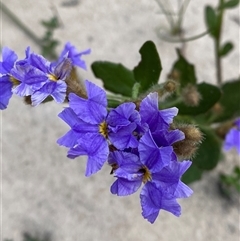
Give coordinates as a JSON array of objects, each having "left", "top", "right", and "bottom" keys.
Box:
[
  {"left": 163, "top": 79, "right": 178, "bottom": 94},
  {"left": 66, "top": 67, "right": 87, "bottom": 99},
  {"left": 167, "top": 69, "right": 180, "bottom": 82},
  {"left": 181, "top": 84, "right": 201, "bottom": 107},
  {"left": 171, "top": 123, "right": 203, "bottom": 159},
  {"left": 211, "top": 102, "right": 223, "bottom": 116},
  {"left": 215, "top": 120, "right": 236, "bottom": 139}
]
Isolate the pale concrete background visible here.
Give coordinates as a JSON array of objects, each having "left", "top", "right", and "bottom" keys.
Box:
[{"left": 1, "top": 0, "right": 239, "bottom": 240}]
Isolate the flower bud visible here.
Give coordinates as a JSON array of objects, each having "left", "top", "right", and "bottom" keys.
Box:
[
  {"left": 167, "top": 69, "right": 180, "bottom": 82},
  {"left": 65, "top": 67, "right": 87, "bottom": 99},
  {"left": 181, "top": 84, "right": 201, "bottom": 107},
  {"left": 211, "top": 102, "right": 223, "bottom": 116},
  {"left": 163, "top": 79, "right": 178, "bottom": 93},
  {"left": 171, "top": 123, "right": 203, "bottom": 159},
  {"left": 215, "top": 120, "right": 235, "bottom": 139}
]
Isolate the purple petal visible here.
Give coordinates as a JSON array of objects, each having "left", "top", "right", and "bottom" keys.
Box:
[
  {"left": 31, "top": 81, "right": 65, "bottom": 106},
  {"left": 160, "top": 107, "right": 178, "bottom": 125},
  {"left": 85, "top": 80, "right": 107, "bottom": 107},
  {"left": 0, "top": 47, "right": 18, "bottom": 74},
  {"left": 31, "top": 90, "right": 49, "bottom": 106},
  {"left": 0, "top": 75, "right": 13, "bottom": 109},
  {"left": 58, "top": 107, "right": 84, "bottom": 128},
  {"left": 51, "top": 57, "right": 72, "bottom": 80},
  {"left": 140, "top": 182, "right": 181, "bottom": 223},
  {"left": 111, "top": 178, "right": 142, "bottom": 196},
  {"left": 174, "top": 181, "right": 193, "bottom": 198},
  {"left": 29, "top": 53, "right": 50, "bottom": 72},
  {"left": 140, "top": 182, "right": 162, "bottom": 223},
  {"left": 139, "top": 92, "right": 159, "bottom": 130},
  {"left": 224, "top": 128, "right": 240, "bottom": 154},
  {"left": 57, "top": 107, "right": 99, "bottom": 137},
  {"left": 140, "top": 92, "right": 178, "bottom": 132},
  {"left": 59, "top": 42, "right": 90, "bottom": 69},
  {"left": 51, "top": 80, "right": 67, "bottom": 103},
  {"left": 11, "top": 63, "right": 47, "bottom": 89},
  {"left": 12, "top": 82, "right": 33, "bottom": 97},
  {"left": 67, "top": 133, "right": 108, "bottom": 176},
  {"left": 152, "top": 129, "right": 185, "bottom": 147},
  {"left": 234, "top": 118, "right": 240, "bottom": 129},
  {"left": 151, "top": 160, "right": 192, "bottom": 195},
  {"left": 109, "top": 151, "right": 141, "bottom": 168},
  {"left": 160, "top": 197, "right": 181, "bottom": 217},
  {"left": 57, "top": 129, "right": 81, "bottom": 148},
  {"left": 139, "top": 130, "right": 173, "bottom": 171},
  {"left": 69, "top": 81, "right": 107, "bottom": 124},
  {"left": 107, "top": 102, "right": 139, "bottom": 128},
  {"left": 109, "top": 123, "right": 138, "bottom": 149}
]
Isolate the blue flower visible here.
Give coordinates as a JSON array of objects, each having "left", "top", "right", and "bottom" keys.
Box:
[
  {"left": 108, "top": 106, "right": 191, "bottom": 223},
  {"left": 109, "top": 130, "right": 188, "bottom": 197},
  {"left": 109, "top": 149, "right": 192, "bottom": 223},
  {"left": 57, "top": 80, "right": 140, "bottom": 176},
  {"left": 224, "top": 118, "right": 240, "bottom": 154},
  {"left": 58, "top": 42, "right": 91, "bottom": 70},
  {"left": 11, "top": 49, "right": 72, "bottom": 106}
]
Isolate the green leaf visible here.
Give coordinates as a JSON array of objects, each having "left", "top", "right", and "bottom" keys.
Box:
[
  {"left": 205, "top": 6, "right": 218, "bottom": 37},
  {"left": 219, "top": 0, "right": 240, "bottom": 9},
  {"left": 91, "top": 61, "right": 136, "bottom": 97},
  {"left": 171, "top": 49, "right": 197, "bottom": 87},
  {"left": 133, "top": 41, "right": 162, "bottom": 94},
  {"left": 193, "top": 127, "right": 221, "bottom": 170},
  {"left": 181, "top": 162, "right": 203, "bottom": 184},
  {"left": 213, "top": 79, "right": 240, "bottom": 122},
  {"left": 177, "top": 82, "right": 221, "bottom": 115},
  {"left": 219, "top": 42, "right": 234, "bottom": 57}
]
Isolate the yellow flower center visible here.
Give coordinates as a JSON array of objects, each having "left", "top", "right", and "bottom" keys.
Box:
[
  {"left": 141, "top": 166, "right": 152, "bottom": 184},
  {"left": 99, "top": 121, "right": 108, "bottom": 138},
  {"left": 10, "top": 76, "right": 20, "bottom": 86},
  {"left": 48, "top": 74, "right": 58, "bottom": 82}
]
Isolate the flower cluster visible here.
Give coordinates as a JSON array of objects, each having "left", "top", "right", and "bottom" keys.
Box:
[
  {"left": 224, "top": 118, "right": 240, "bottom": 154},
  {"left": 1, "top": 43, "right": 193, "bottom": 223},
  {"left": 58, "top": 80, "right": 193, "bottom": 223},
  {"left": 0, "top": 42, "right": 90, "bottom": 109}
]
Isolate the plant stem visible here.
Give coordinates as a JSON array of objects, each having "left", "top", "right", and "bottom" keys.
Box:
[
  {"left": 154, "top": 0, "right": 175, "bottom": 31},
  {"left": 157, "top": 29, "right": 209, "bottom": 43},
  {"left": 1, "top": 2, "right": 42, "bottom": 46},
  {"left": 177, "top": 0, "right": 191, "bottom": 33},
  {"left": 215, "top": 0, "right": 225, "bottom": 86}
]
